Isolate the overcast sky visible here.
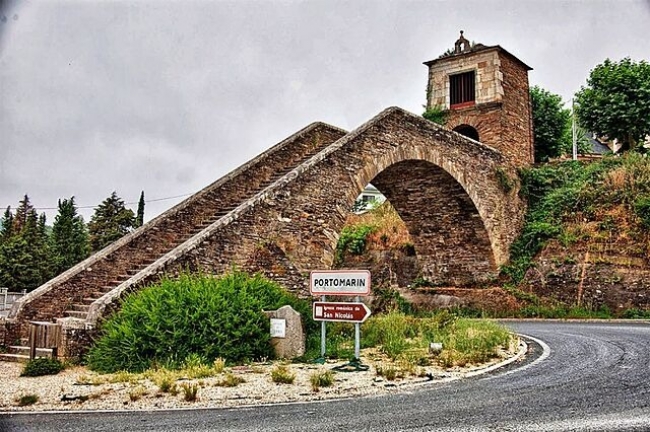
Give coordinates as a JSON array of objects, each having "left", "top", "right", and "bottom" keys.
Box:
[{"left": 1, "top": 0, "right": 649, "bottom": 223}]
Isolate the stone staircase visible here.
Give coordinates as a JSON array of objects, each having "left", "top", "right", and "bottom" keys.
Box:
[{"left": 3, "top": 122, "right": 347, "bottom": 361}]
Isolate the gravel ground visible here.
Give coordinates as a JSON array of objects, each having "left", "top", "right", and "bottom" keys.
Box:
[{"left": 0, "top": 343, "right": 521, "bottom": 412}]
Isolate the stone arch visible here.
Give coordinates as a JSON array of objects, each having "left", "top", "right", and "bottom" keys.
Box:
[{"left": 453, "top": 124, "right": 480, "bottom": 141}]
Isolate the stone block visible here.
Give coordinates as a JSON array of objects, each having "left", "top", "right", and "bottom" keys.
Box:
[{"left": 263, "top": 305, "right": 305, "bottom": 359}]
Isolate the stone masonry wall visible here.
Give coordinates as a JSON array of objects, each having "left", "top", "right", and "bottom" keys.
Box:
[{"left": 114, "top": 107, "right": 525, "bottom": 303}]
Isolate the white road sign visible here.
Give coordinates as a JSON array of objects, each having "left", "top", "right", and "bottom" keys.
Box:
[{"left": 309, "top": 270, "right": 371, "bottom": 296}]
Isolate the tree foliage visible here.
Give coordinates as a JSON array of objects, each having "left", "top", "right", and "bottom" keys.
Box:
[
  {"left": 88, "top": 192, "right": 136, "bottom": 252},
  {"left": 0, "top": 196, "right": 53, "bottom": 291},
  {"left": 575, "top": 58, "right": 650, "bottom": 151},
  {"left": 50, "top": 197, "right": 90, "bottom": 275},
  {"left": 136, "top": 191, "right": 145, "bottom": 228},
  {"left": 530, "top": 86, "right": 571, "bottom": 162}
]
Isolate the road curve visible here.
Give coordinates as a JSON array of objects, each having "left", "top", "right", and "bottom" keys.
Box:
[{"left": 2, "top": 321, "right": 650, "bottom": 431}]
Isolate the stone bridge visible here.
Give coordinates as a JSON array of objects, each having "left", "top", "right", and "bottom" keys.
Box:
[{"left": 3, "top": 107, "right": 525, "bottom": 358}]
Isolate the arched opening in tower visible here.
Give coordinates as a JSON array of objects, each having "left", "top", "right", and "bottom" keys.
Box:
[{"left": 453, "top": 124, "right": 480, "bottom": 141}]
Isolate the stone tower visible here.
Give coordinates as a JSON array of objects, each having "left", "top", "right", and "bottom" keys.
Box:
[{"left": 424, "top": 31, "right": 534, "bottom": 166}]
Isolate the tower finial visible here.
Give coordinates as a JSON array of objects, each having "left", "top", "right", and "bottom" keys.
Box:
[{"left": 454, "top": 30, "right": 470, "bottom": 54}]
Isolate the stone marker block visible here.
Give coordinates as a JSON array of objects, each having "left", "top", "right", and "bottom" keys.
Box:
[{"left": 263, "top": 305, "right": 305, "bottom": 359}]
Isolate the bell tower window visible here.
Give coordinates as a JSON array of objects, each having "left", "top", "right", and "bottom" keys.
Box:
[{"left": 449, "top": 71, "right": 475, "bottom": 108}]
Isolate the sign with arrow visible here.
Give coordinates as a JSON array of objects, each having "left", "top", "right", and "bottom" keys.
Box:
[{"left": 313, "top": 301, "right": 372, "bottom": 323}]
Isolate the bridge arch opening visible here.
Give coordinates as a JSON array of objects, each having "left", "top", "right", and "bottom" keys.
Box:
[
  {"left": 339, "top": 159, "right": 496, "bottom": 287},
  {"left": 453, "top": 124, "right": 480, "bottom": 141}
]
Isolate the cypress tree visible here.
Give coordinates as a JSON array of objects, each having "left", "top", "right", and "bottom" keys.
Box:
[{"left": 136, "top": 191, "right": 145, "bottom": 228}]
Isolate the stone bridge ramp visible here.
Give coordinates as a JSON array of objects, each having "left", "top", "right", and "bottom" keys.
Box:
[{"left": 5, "top": 122, "right": 347, "bottom": 346}]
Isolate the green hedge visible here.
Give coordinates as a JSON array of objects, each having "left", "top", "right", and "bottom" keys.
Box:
[{"left": 87, "top": 271, "right": 314, "bottom": 373}]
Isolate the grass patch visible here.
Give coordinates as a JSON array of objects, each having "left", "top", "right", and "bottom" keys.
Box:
[
  {"left": 309, "top": 370, "right": 335, "bottom": 392},
  {"left": 215, "top": 373, "right": 245, "bottom": 387},
  {"left": 270, "top": 364, "right": 295, "bottom": 384},
  {"left": 180, "top": 382, "right": 199, "bottom": 402}
]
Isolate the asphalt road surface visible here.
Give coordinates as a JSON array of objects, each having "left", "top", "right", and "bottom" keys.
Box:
[{"left": 2, "top": 321, "right": 650, "bottom": 431}]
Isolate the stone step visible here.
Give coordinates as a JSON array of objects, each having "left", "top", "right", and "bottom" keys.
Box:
[
  {"left": 8, "top": 346, "right": 53, "bottom": 357},
  {"left": 64, "top": 310, "right": 87, "bottom": 319},
  {"left": 0, "top": 353, "right": 30, "bottom": 363},
  {"left": 69, "top": 304, "right": 90, "bottom": 312}
]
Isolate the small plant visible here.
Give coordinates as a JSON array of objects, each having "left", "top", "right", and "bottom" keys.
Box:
[
  {"left": 215, "top": 373, "right": 245, "bottom": 387},
  {"left": 375, "top": 364, "right": 399, "bottom": 381},
  {"left": 422, "top": 105, "right": 448, "bottom": 125},
  {"left": 270, "top": 364, "right": 295, "bottom": 384},
  {"left": 157, "top": 376, "right": 177, "bottom": 394},
  {"left": 21, "top": 357, "right": 65, "bottom": 377},
  {"left": 128, "top": 386, "right": 147, "bottom": 402},
  {"left": 16, "top": 394, "right": 39, "bottom": 406},
  {"left": 310, "top": 370, "right": 335, "bottom": 392},
  {"left": 180, "top": 382, "right": 199, "bottom": 402},
  {"left": 76, "top": 374, "right": 106, "bottom": 386},
  {"left": 495, "top": 167, "right": 515, "bottom": 193},
  {"left": 110, "top": 370, "right": 139, "bottom": 384},
  {"left": 212, "top": 357, "right": 226, "bottom": 374}
]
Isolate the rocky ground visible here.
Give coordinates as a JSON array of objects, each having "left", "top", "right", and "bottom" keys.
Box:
[{"left": 0, "top": 342, "right": 522, "bottom": 412}]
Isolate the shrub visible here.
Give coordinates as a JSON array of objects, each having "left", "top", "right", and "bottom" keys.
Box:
[
  {"left": 270, "top": 364, "right": 295, "bottom": 384},
  {"left": 16, "top": 394, "right": 39, "bottom": 406},
  {"left": 335, "top": 224, "right": 376, "bottom": 264},
  {"left": 21, "top": 357, "right": 64, "bottom": 377},
  {"left": 87, "top": 271, "right": 315, "bottom": 373},
  {"left": 310, "top": 370, "right": 335, "bottom": 391}
]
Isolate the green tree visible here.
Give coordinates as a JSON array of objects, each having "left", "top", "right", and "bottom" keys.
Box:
[
  {"left": 0, "top": 207, "right": 14, "bottom": 243},
  {"left": 530, "top": 86, "right": 571, "bottom": 162},
  {"left": 50, "top": 197, "right": 90, "bottom": 275},
  {"left": 88, "top": 192, "right": 136, "bottom": 252},
  {"left": 575, "top": 58, "right": 650, "bottom": 151},
  {"left": 0, "top": 196, "right": 53, "bottom": 291},
  {"left": 136, "top": 191, "right": 145, "bottom": 228}
]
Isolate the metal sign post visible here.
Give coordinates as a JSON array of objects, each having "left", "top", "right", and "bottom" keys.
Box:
[{"left": 310, "top": 270, "right": 371, "bottom": 370}]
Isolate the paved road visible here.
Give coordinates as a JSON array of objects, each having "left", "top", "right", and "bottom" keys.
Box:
[{"left": 2, "top": 321, "right": 650, "bottom": 431}]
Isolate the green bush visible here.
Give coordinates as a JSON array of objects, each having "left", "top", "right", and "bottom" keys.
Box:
[
  {"left": 87, "top": 271, "right": 315, "bottom": 373},
  {"left": 20, "top": 357, "right": 65, "bottom": 377},
  {"left": 335, "top": 224, "right": 376, "bottom": 264}
]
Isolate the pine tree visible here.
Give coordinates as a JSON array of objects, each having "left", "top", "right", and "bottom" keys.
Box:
[
  {"left": 0, "top": 206, "right": 14, "bottom": 244},
  {"left": 0, "top": 197, "right": 53, "bottom": 291},
  {"left": 12, "top": 194, "right": 35, "bottom": 233},
  {"left": 50, "top": 197, "right": 90, "bottom": 275},
  {"left": 136, "top": 191, "right": 145, "bottom": 228},
  {"left": 88, "top": 192, "right": 136, "bottom": 252}
]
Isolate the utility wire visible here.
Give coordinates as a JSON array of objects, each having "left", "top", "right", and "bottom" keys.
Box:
[{"left": 11, "top": 193, "right": 194, "bottom": 211}]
